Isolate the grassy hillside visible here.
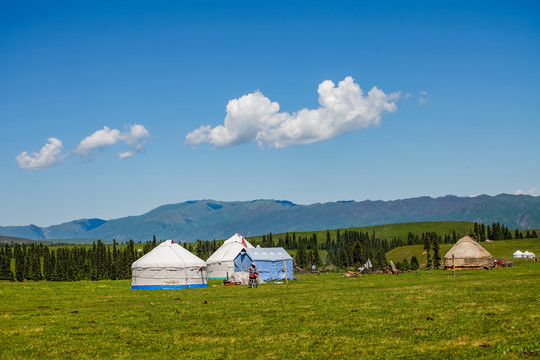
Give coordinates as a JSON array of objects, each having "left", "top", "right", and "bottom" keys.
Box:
[
  {"left": 387, "top": 238, "right": 540, "bottom": 264},
  {"left": 246, "top": 221, "right": 475, "bottom": 244},
  {"left": 0, "top": 235, "right": 50, "bottom": 245},
  {"left": 0, "top": 262, "right": 538, "bottom": 359}
]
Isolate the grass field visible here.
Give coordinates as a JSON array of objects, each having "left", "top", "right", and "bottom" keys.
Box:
[{"left": 1, "top": 262, "right": 539, "bottom": 359}]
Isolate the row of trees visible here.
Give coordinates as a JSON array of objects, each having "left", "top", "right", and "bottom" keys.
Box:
[
  {"left": 1, "top": 221, "right": 536, "bottom": 282},
  {"left": 0, "top": 239, "right": 158, "bottom": 282}
]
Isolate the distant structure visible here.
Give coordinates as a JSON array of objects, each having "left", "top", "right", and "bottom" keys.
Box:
[
  {"left": 131, "top": 240, "right": 207, "bottom": 289},
  {"left": 444, "top": 235, "right": 494, "bottom": 269}
]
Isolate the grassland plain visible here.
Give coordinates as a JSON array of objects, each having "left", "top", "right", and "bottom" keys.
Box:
[{"left": 1, "top": 262, "right": 539, "bottom": 359}]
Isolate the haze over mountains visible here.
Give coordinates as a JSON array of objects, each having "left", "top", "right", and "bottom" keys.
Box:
[{"left": 1, "top": 194, "right": 538, "bottom": 243}]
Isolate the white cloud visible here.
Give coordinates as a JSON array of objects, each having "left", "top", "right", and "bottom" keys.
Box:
[
  {"left": 17, "top": 124, "right": 150, "bottom": 171},
  {"left": 16, "top": 138, "right": 65, "bottom": 170},
  {"left": 418, "top": 91, "right": 428, "bottom": 106},
  {"left": 75, "top": 126, "right": 121, "bottom": 159},
  {"left": 119, "top": 124, "right": 150, "bottom": 152},
  {"left": 186, "top": 76, "right": 401, "bottom": 149},
  {"left": 75, "top": 124, "right": 150, "bottom": 160},
  {"left": 515, "top": 187, "right": 540, "bottom": 196}
]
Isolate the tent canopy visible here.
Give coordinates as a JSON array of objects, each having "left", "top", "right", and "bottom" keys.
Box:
[
  {"left": 513, "top": 250, "right": 524, "bottom": 258},
  {"left": 131, "top": 240, "right": 207, "bottom": 289},
  {"left": 206, "top": 234, "right": 253, "bottom": 279},
  {"left": 444, "top": 236, "right": 494, "bottom": 269},
  {"left": 234, "top": 247, "right": 293, "bottom": 281}
]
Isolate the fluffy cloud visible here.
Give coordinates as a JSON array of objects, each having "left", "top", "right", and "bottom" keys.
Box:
[
  {"left": 75, "top": 126, "right": 122, "bottom": 159},
  {"left": 186, "top": 77, "right": 401, "bottom": 149},
  {"left": 16, "top": 138, "right": 65, "bottom": 170},
  {"left": 75, "top": 124, "right": 150, "bottom": 160},
  {"left": 515, "top": 187, "right": 540, "bottom": 196},
  {"left": 17, "top": 124, "right": 150, "bottom": 171}
]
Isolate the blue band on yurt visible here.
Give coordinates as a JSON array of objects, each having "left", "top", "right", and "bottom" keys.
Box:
[{"left": 131, "top": 284, "right": 208, "bottom": 290}]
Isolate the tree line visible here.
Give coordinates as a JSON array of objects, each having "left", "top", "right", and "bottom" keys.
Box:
[{"left": 0, "top": 238, "right": 158, "bottom": 282}]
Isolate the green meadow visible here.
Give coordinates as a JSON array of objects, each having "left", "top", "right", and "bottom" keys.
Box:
[
  {"left": 1, "top": 262, "right": 539, "bottom": 359},
  {"left": 387, "top": 238, "right": 540, "bottom": 265}
]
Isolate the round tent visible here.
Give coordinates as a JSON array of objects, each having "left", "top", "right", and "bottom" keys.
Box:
[
  {"left": 131, "top": 240, "right": 207, "bottom": 289},
  {"left": 206, "top": 234, "right": 253, "bottom": 280},
  {"left": 513, "top": 250, "right": 524, "bottom": 258},
  {"left": 444, "top": 235, "right": 494, "bottom": 269}
]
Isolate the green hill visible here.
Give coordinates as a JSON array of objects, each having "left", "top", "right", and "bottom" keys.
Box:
[
  {"left": 246, "top": 221, "right": 474, "bottom": 244},
  {"left": 387, "top": 238, "right": 540, "bottom": 264}
]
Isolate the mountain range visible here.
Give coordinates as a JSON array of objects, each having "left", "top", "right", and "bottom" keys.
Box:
[{"left": 1, "top": 194, "right": 538, "bottom": 243}]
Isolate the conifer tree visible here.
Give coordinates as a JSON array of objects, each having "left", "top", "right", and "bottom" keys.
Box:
[
  {"left": 0, "top": 253, "right": 14, "bottom": 280},
  {"left": 14, "top": 243, "right": 25, "bottom": 282},
  {"left": 374, "top": 248, "right": 387, "bottom": 269},
  {"left": 352, "top": 241, "right": 363, "bottom": 266},
  {"left": 410, "top": 256, "right": 419, "bottom": 270},
  {"left": 423, "top": 235, "right": 432, "bottom": 269},
  {"left": 432, "top": 238, "right": 441, "bottom": 269},
  {"left": 296, "top": 242, "right": 308, "bottom": 268},
  {"left": 312, "top": 245, "right": 321, "bottom": 268}
]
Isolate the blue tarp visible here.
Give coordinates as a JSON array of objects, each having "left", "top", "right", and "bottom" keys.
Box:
[
  {"left": 131, "top": 284, "right": 208, "bottom": 290},
  {"left": 233, "top": 247, "right": 293, "bottom": 281}
]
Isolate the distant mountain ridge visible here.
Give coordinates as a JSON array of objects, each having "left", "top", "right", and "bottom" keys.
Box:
[{"left": 0, "top": 194, "right": 538, "bottom": 242}]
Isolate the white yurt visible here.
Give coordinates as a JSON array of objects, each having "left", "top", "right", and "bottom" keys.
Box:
[
  {"left": 513, "top": 250, "right": 524, "bottom": 259},
  {"left": 443, "top": 235, "right": 494, "bottom": 269},
  {"left": 131, "top": 240, "right": 208, "bottom": 289},
  {"left": 523, "top": 251, "right": 536, "bottom": 259},
  {"left": 206, "top": 234, "right": 253, "bottom": 280}
]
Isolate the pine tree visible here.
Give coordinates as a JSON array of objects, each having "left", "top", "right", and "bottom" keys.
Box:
[
  {"left": 312, "top": 246, "right": 321, "bottom": 268},
  {"left": 401, "top": 258, "right": 410, "bottom": 270},
  {"left": 352, "top": 241, "right": 363, "bottom": 266},
  {"left": 410, "top": 256, "right": 419, "bottom": 270},
  {"left": 374, "top": 248, "right": 387, "bottom": 269},
  {"left": 296, "top": 243, "right": 308, "bottom": 268},
  {"left": 14, "top": 243, "right": 25, "bottom": 282},
  {"left": 0, "top": 253, "right": 14, "bottom": 280},
  {"left": 432, "top": 238, "right": 441, "bottom": 269},
  {"left": 423, "top": 235, "right": 431, "bottom": 269}
]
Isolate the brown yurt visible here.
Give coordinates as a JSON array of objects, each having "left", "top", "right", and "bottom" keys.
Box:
[{"left": 444, "top": 235, "right": 494, "bottom": 269}]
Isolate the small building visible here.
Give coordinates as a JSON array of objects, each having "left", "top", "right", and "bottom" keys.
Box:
[
  {"left": 444, "top": 235, "right": 494, "bottom": 269},
  {"left": 513, "top": 250, "right": 524, "bottom": 258},
  {"left": 131, "top": 240, "right": 207, "bottom": 289},
  {"left": 234, "top": 247, "right": 293, "bottom": 281}
]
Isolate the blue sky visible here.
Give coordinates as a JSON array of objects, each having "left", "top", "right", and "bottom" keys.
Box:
[{"left": 1, "top": 1, "right": 539, "bottom": 226}]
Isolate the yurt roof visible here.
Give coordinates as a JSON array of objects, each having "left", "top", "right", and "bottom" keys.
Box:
[
  {"left": 513, "top": 250, "right": 524, "bottom": 255},
  {"left": 207, "top": 234, "right": 253, "bottom": 263},
  {"left": 444, "top": 235, "right": 493, "bottom": 259},
  {"left": 132, "top": 240, "right": 205, "bottom": 268},
  {"left": 239, "top": 247, "right": 293, "bottom": 261},
  {"left": 222, "top": 233, "right": 253, "bottom": 247}
]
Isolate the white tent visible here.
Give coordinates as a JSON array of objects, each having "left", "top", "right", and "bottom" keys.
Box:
[
  {"left": 206, "top": 234, "right": 253, "bottom": 279},
  {"left": 443, "top": 236, "right": 494, "bottom": 269},
  {"left": 131, "top": 240, "right": 208, "bottom": 289},
  {"left": 513, "top": 250, "right": 524, "bottom": 258},
  {"left": 523, "top": 251, "right": 536, "bottom": 259}
]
